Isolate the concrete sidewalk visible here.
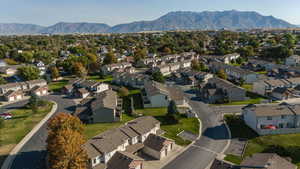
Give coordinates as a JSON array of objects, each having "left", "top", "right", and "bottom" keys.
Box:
[{"left": 1, "top": 101, "right": 58, "bottom": 169}]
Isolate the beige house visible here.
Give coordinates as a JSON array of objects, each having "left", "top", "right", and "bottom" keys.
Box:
[
  {"left": 143, "top": 81, "right": 187, "bottom": 108},
  {"left": 31, "top": 86, "right": 48, "bottom": 96},
  {"left": 242, "top": 103, "right": 300, "bottom": 135},
  {"left": 82, "top": 116, "right": 170, "bottom": 169},
  {"left": 143, "top": 134, "right": 174, "bottom": 160},
  {"left": 3, "top": 90, "right": 24, "bottom": 102}
]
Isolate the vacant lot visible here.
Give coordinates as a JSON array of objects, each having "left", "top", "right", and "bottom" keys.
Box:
[
  {"left": 0, "top": 102, "right": 53, "bottom": 166},
  {"left": 225, "top": 114, "right": 300, "bottom": 167}
]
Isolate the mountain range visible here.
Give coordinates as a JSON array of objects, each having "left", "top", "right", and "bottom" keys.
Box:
[{"left": 0, "top": 10, "right": 297, "bottom": 35}]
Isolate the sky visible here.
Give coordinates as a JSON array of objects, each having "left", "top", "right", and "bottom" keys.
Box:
[{"left": 1, "top": 0, "right": 299, "bottom": 26}]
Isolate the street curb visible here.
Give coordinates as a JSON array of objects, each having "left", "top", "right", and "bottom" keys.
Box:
[
  {"left": 1, "top": 101, "right": 58, "bottom": 169},
  {"left": 204, "top": 114, "right": 232, "bottom": 169},
  {"left": 160, "top": 105, "right": 203, "bottom": 169}
]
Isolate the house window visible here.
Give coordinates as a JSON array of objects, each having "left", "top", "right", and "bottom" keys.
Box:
[
  {"left": 279, "top": 123, "right": 284, "bottom": 128},
  {"left": 165, "top": 96, "right": 168, "bottom": 100},
  {"left": 281, "top": 115, "right": 286, "bottom": 119},
  {"left": 93, "top": 158, "right": 97, "bottom": 165},
  {"left": 267, "top": 116, "right": 272, "bottom": 120}
]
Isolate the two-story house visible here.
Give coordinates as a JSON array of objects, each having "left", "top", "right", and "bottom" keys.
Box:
[{"left": 242, "top": 103, "right": 300, "bottom": 135}]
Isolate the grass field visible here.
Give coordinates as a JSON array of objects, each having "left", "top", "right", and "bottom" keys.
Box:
[
  {"left": 225, "top": 114, "right": 300, "bottom": 167},
  {"left": 135, "top": 108, "right": 199, "bottom": 146},
  {"left": 0, "top": 102, "right": 53, "bottom": 166},
  {"left": 215, "top": 91, "right": 266, "bottom": 106},
  {"left": 83, "top": 114, "right": 135, "bottom": 139},
  {"left": 87, "top": 75, "right": 113, "bottom": 83},
  {"left": 48, "top": 80, "right": 68, "bottom": 92}
]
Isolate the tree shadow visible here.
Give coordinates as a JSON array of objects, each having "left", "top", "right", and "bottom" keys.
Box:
[
  {"left": 202, "top": 124, "right": 229, "bottom": 140},
  {"left": 6, "top": 150, "right": 47, "bottom": 169},
  {"left": 262, "top": 145, "right": 300, "bottom": 164}
]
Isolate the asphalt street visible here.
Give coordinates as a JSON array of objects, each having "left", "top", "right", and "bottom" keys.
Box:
[
  {"left": 4, "top": 94, "right": 75, "bottom": 169},
  {"left": 162, "top": 93, "right": 230, "bottom": 169}
]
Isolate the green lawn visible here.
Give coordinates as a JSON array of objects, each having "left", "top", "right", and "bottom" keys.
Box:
[
  {"left": 241, "top": 84, "right": 253, "bottom": 91},
  {"left": 135, "top": 108, "right": 200, "bottom": 146},
  {"left": 48, "top": 80, "right": 68, "bottom": 92},
  {"left": 83, "top": 114, "right": 135, "bottom": 139},
  {"left": 214, "top": 91, "right": 266, "bottom": 106},
  {"left": 87, "top": 75, "right": 113, "bottom": 83},
  {"left": 0, "top": 102, "right": 53, "bottom": 166},
  {"left": 224, "top": 154, "right": 243, "bottom": 164},
  {"left": 224, "top": 114, "right": 300, "bottom": 167}
]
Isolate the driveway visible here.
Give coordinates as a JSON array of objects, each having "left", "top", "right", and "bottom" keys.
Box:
[
  {"left": 162, "top": 93, "right": 230, "bottom": 169},
  {"left": 5, "top": 94, "right": 76, "bottom": 169}
]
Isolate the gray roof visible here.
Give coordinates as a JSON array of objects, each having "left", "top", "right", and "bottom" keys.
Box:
[
  {"left": 107, "top": 151, "right": 143, "bottom": 169},
  {"left": 144, "top": 81, "right": 169, "bottom": 97},
  {"left": 127, "top": 116, "right": 160, "bottom": 135},
  {"left": 241, "top": 153, "right": 296, "bottom": 169},
  {"left": 143, "top": 134, "right": 173, "bottom": 152},
  {"left": 91, "top": 90, "right": 118, "bottom": 111}
]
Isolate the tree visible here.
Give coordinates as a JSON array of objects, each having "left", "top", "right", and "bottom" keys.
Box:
[
  {"left": 17, "top": 66, "right": 40, "bottom": 80},
  {"left": 152, "top": 71, "right": 165, "bottom": 83},
  {"left": 166, "top": 100, "right": 179, "bottom": 124},
  {"left": 191, "top": 60, "right": 206, "bottom": 71},
  {"left": 217, "top": 69, "right": 227, "bottom": 80},
  {"left": 167, "top": 100, "right": 178, "bottom": 116},
  {"left": 0, "top": 77, "right": 7, "bottom": 85},
  {"left": 133, "top": 48, "right": 147, "bottom": 63},
  {"left": 103, "top": 52, "right": 117, "bottom": 65},
  {"left": 27, "top": 94, "right": 46, "bottom": 113},
  {"left": 47, "top": 113, "right": 87, "bottom": 169},
  {"left": 34, "top": 50, "right": 54, "bottom": 65},
  {"left": 0, "top": 118, "right": 4, "bottom": 129},
  {"left": 50, "top": 66, "right": 60, "bottom": 80},
  {"left": 73, "top": 62, "right": 87, "bottom": 78},
  {"left": 118, "top": 86, "right": 129, "bottom": 97},
  {"left": 18, "top": 51, "right": 34, "bottom": 63}
]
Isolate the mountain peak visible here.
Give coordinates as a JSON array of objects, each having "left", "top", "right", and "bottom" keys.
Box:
[{"left": 0, "top": 10, "right": 296, "bottom": 35}]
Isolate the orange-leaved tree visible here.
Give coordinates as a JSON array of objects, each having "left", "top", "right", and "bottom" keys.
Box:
[{"left": 47, "top": 112, "right": 88, "bottom": 169}]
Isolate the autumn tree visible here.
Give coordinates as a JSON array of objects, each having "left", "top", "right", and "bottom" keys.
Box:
[
  {"left": 73, "top": 62, "right": 87, "bottom": 78},
  {"left": 217, "top": 69, "right": 227, "bottom": 80},
  {"left": 118, "top": 86, "right": 129, "bottom": 97},
  {"left": 50, "top": 66, "right": 60, "bottom": 80},
  {"left": 47, "top": 113, "right": 87, "bottom": 169}
]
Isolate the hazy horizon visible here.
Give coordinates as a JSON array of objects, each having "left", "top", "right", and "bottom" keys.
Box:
[{"left": 1, "top": 0, "right": 299, "bottom": 26}]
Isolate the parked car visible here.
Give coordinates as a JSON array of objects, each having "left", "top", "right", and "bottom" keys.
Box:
[{"left": 0, "top": 113, "right": 12, "bottom": 120}]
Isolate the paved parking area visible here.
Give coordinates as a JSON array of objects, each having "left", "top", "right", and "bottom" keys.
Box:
[
  {"left": 210, "top": 105, "right": 243, "bottom": 114},
  {"left": 178, "top": 131, "right": 198, "bottom": 142},
  {"left": 143, "top": 144, "right": 183, "bottom": 169},
  {"left": 225, "top": 138, "right": 247, "bottom": 157}
]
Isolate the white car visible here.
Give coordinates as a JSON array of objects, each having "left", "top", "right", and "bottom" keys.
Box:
[{"left": 0, "top": 113, "right": 12, "bottom": 120}]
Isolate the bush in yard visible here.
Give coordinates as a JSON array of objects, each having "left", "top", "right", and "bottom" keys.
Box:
[
  {"left": 166, "top": 100, "right": 179, "bottom": 124},
  {"left": 27, "top": 94, "right": 47, "bottom": 113},
  {"left": 118, "top": 87, "right": 129, "bottom": 97}
]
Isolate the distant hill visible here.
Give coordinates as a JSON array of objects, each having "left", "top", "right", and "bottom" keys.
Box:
[
  {"left": 39, "top": 22, "right": 110, "bottom": 34},
  {"left": 0, "top": 23, "right": 44, "bottom": 35},
  {"left": 108, "top": 10, "right": 296, "bottom": 33},
  {"left": 0, "top": 10, "right": 297, "bottom": 35}
]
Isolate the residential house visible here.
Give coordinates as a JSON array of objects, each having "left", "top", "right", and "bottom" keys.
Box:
[
  {"left": 78, "top": 80, "right": 109, "bottom": 94},
  {"left": 242, "top": 103, "right": 300, "bottom": 135},
  {"left": 3, "top": 90, "right": 24, "bottom": 102},
  {"left": 101, "top": 62, "right": 132, "bottom": 75},
  {"left": 0, "top": 66, "right": 18, "bottom": 75},
  {"left": 209, "top": 61, "right": 259, "bottom": 83},
  {"left": 112, "top": 72, "right": 150, "bottom": 89},
  {"left": 143, "top": 134, "right": 174, "bottom": 160},
  {"left": 0, "top": 79, "right": 48, "bottom": 101},
  {"left": 107, "top": 151, "right": 144, "bottom": 169},
  {"left": 285, "top": 55, "right": 300, "bottom": 66},
  {"left": 82, "top": 116, "right": 163, "bottom": 169},
  {"left": 253, "top": 78, "right": 300, "bottom": 96},
  {"left": 143, "top": 81, "right": 187, "bottom": 108},
  {"left": 210, "top": 153, "right": 296, "bottom": 169},
  {"left": 35, "top": 61, "right": 46, "bottom": 75},
  {"left": 74, "top": 88, "right": 90, "bottom": 98},
  {"left": 197, "top": 77, "right": 246, "bottom": 104},
  {"left": 31, "top": 85, "right": 48, "bottom": 96}
]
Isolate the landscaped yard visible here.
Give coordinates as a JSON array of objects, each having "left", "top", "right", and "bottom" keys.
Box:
[
  {"left": 215, "top": 91, "right": 267, "bottom": 106},
  {"left": 48, "top": 80, "right": 68, "bottom": 92},
  {"left": 87, "top": 75, "right": 113, "bottom": 83},
  {"left": 0, "top": 102, "right": 53, "bottom": 166},
  {"left": 83, "top": 114, "right": 135, "bottom": 139},
  {"left": 135, "top": 108, "right": 199, "bottom": 146},
  {"left": 224, "top": 114, "right": 300, "bottom": 167}
]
